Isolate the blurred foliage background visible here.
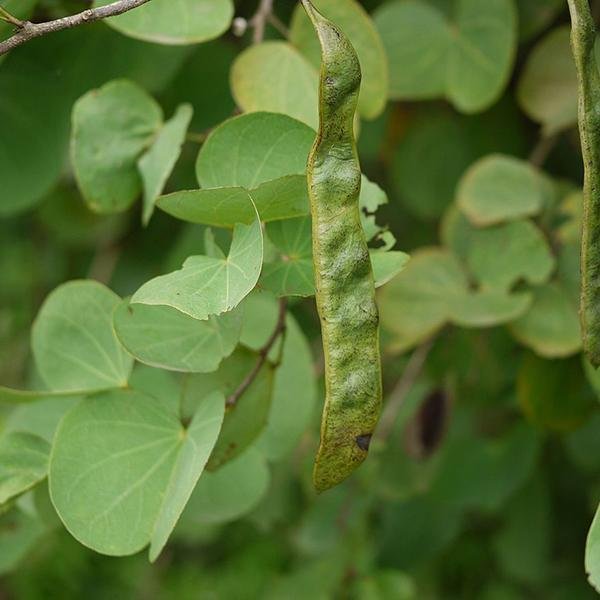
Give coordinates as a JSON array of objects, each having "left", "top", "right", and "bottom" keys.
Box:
[{"left": 1, "top": 0, "right": 600, "bottom": 598}]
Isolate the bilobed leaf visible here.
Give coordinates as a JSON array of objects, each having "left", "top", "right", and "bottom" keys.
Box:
[
  {"left": 517, "top": 27, "right": 577, "bottom": 135},
  {"left": 131, "top": 198, "right": 263, "bottom": 320},
  {"left": 0, "top": 432, "right": 50, "bottom": 504},
  {"left": 457, "top": 155, "right": 549, "bottom": 226},
  {"left": 230, "top": 42, "right": 319, "bottom": 129},
  {"left": 183, "top": 347, "right": 275, "bottom": 470},
  {"left": 139, "top": 103, "right": 193, "bottom": 225},
  {"left": 93, "top": 0, "right": 233, "bottom": 45},
  {"left": 466, "top": 220, "right": 555, "bottom": 292},
  {"left": 71, "top": 79, "right": 163, "bottom": 214},
  {"left": 196, "top": 112, "right": 315, "bottom": 188},
  {"left": 509, "top": 283, "right": 582, "bottom": 358},
  {"left": 32, "top": 280, "right": 133, "bottom": 392},
  {"left": 239, "top": 292, "right": 318, "bottom": 460},
  {"left": 113, "top": 300, "right": 242, "bottom": 373},
  {"left": 158, "top": 175, "right": 310, "bottom": 228},
  {"left": 179, "top": 448, "right": 269, "bottom": 526},
  {"left": 289, "top": 0, "right": 388, "bottom": 119},
  {"left": 49, "top": 389, "right": 225, "bottom": 558},
  {"left": 374, "top": 0, "right": 517, "bottom": 113}
]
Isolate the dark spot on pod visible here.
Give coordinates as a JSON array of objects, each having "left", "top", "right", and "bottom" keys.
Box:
[
  {"left": 325, "top": 75, "right": 334, "bottom": 86},
  {"left": 355, "top": 433, "right": 372, "bottom": 451}
]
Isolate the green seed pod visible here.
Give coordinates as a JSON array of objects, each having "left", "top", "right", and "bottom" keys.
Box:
[
  {"left": 302, "top": 0, "right": 382, "bottom": 492},
  {"left": 567, "top": 0, "right": 600, "bottom": 366}
]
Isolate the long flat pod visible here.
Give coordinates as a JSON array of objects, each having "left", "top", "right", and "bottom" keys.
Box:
[
  {"left": 302, "top": 0, "right": 382, "bottom": 491},
  {"left": 567, "top": 0, "right": 600, "bottom": 366}
]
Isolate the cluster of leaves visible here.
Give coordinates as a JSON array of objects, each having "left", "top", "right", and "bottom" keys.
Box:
[{"left": 1, "top": 0, "right": 600, "bottom": 598}]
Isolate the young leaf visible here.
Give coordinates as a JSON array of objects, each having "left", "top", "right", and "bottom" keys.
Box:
[
  {"left": 289, "top": 0, "right": 388, "bottom": 119},
  {"left": 230, "top": 42, "right": 319, "bottom": 129},
  {"left": 92, "top": 0, "right": 233, "bottom": 45},
  {"left": 32, "top": 280, "right": 133, "bottom": 392},
  {"left": 113, "top": 300, "right": 242, "bottom": 373},
  {"left": 139, "top": 103, "right": 193, "bottom": 225},
  {"left": 49, "top": 389, "right": 225, "bottom": 558},
  {"left": 195, "top": 112, "right": 315, "bottom": 189},
  {"left": 132, "top": 200, "right": 263, "bottom": 320},
  {"left": 71, "top": 80, "right": 163, "bottom": 214},
  {"left": 0, "top": 432, "right": 51, "bottom": 504}
]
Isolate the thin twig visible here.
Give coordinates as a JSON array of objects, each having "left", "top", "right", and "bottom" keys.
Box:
[
  {"left": 250, "top": 0, "right": 273, "bottom": 44},
  {"left": 528, "top": 133, "right": 558, "bottom": 168},
  {"left": 375, "top": 338, "right": 434, "bottom": 443},
  {"left": 0, "top": 6, "right": 24, "bottom": 27},
  {"left": 226, "top": 298, "right": 288, "bottom": 407},
  {"left": 267, "top": 13, "right": 289, "bottom": 38},
  {"left": 0, "top": 0, "right": 152, "bottom": 56}
]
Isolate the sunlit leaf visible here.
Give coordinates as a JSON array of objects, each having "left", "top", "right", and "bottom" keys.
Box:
[
  {"left": 132, "top": 198, "right": 263, "bottom": 320},
  {"left": 32, "top": 280, "right": 133, "bottom": 391},
  {"left": 0, "top": 433, "right": 50, "bottom": 504},
  {"left": 71, "top": 79, "right": 163, "bottom": 214},
  {"left": 139, "top": 103, "right": 193, "bottom": 225},
  {"left": 93, "top": 0, "right": 233, "bottom": 45},
  {"left": 230, "top": 42, "right": 319, "bottom": 128},
  {"left": 49, "top": 388, "right": 224, "bottom": 558},
  {"left": 114, "top": 300, "right": 242, "bottom": 373}
]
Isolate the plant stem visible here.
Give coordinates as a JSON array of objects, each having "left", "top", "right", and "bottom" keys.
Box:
[
  {"left": 226, "top": 298, "right": 288, "bottom": 407},
  {"left": 0, "top": 0, "right": 152, "bottom": 56},
  {"left": 250, "top": 0, "right": 273, "bottom": 44}
]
